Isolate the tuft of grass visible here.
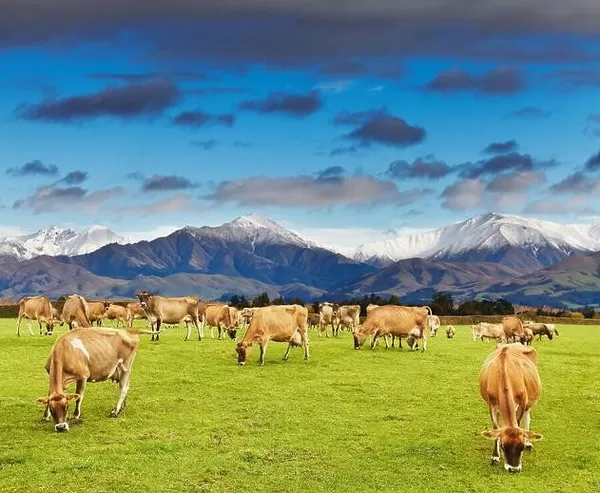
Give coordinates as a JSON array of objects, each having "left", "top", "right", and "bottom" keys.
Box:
[{"left": 0, "top": 320, "right": 599, "bottom": 492}]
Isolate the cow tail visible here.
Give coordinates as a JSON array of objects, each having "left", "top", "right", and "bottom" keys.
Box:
[{"left": 422, "top": 305, "right": 433, "bottom": 316}]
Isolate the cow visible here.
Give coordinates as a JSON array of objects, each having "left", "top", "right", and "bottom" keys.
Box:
[
  {"left": 353, "top": 305, "right": 429, "bottom": 352},
  {"left": 336, "top": 305, "right": 360, "bottom": 335},
  {"left": 87, "top": 301, "right": 110, "bottom": 326},
  {"left": 52, "top": 307, "right": 64, "bottom": 326},
  {"left": 36, "top": 327, "right": 152, "bottom": 432},
  {"left": 479, "top": 343, "right": 543, "bottom": 472},
  {"left": 16, "top": 296, "right": 60, "bottom": 337},
  {"left": 428, "top": 314, "right": 442, "bottom": 337},
  {"left": 61, "top": 295, "right": 91, "bottom": 330},
  {"left": 105, "top": 304, "right": 128, "bottom": 327},
  {"left": 307, "top": 313, "right": 320, "bottom": 332},
  {"left": 446, "top": 325, "right": 456, "bottom": 339},
  {"left": 366, "top": 303, "right": 379, "bottom": 313},
  {"left": 136, "top": 291, "right": 202, "bottom": 342},
  {"left": 205, "top": 304, "right": 235, "bottom": 340},
  {"left": 236, "top": 305, "right": 309, "bottom": 366},
  {"left": 524, "top": 322, "right": 554, "bottom": 341},
  {"left": 228, "top": 306, "right": 242, "bottom": 339},
  {"left": 545, "top": 324, "right": 559, "bottom": 336},
  {"left": 472, "top": 322, "right": 506, "bottom": 343},
  {"left": 318, "top": 302, "right": 339, "bottom": 337},
  {"left": 502, "top": 316, "right": 526, "bottom": 344},
  {"left": 521, "top": 327, "right": 534, "bottom": 345},
  {"left": 125, "top": 302, "right": 148, "bottom": 328}
]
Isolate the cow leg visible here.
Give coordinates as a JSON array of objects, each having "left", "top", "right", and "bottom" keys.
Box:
[
  {"left": 283, "top": 342, "right": 292, "bottom": 361},
  {"left": 41, "top": 402, "right": 51, "bottom": 422},
  {"left": 489, "top": 407, "right": 501, "bottom": 465},
  {"left": 390, "top": 335, "right": 395, "bottom": 348},
  {"left": 421, "top": 333, "right": 427, "bottom": 352},
  {"left": 111, "top": 353, "right": 137, "bottom": 417},
  {"left": 153, "top": 319, "right": 161, "bottom": 342},
  {"left": 523, "top": 410, "right": 534, "bottom": 450},
  {"left": 38, "top": 320, "right": 43, "bottom": 336},
  {"left": 301, "top": 330, "right": 310, "bottom": 361},
  {"left": 73, "top": 379, "right": 86, "bottom": 421},
  {"left": 27, "top": 319, "right": 34, "bottom": 336},
  {"left": 259, "top": 342, "right": 268, "bottom": 366},
  {"left": 195, "top": 318, "right": 202, "bottom": 341},
  {"left": 16, "top": 314, "right": 23, "bottom": 336},
  {"left": 371, "top": 332, "right": 380, "bottom": 350}
]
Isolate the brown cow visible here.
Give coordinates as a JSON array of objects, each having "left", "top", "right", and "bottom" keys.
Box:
[
  {"left": 16, "top": 296, "right": 60, "bottom": 336},
  {"left": 354, "top": 305, "right": 429, "bottom": 352},
  {"left": 479, "top": 343, "right": 543, "bottom": 472},
  {"left": 472, "top": 322, "right": 506, "bottom": 342},
  {"left": 336, "top": 305, "right": 360, "bottom": 335},
  {"left": 524, "top": 323, "right": 554, "bottom": 341},
  {"left": 87, "top": 301, "right": 110, "bottom": 326},
  {"left": 136, "top": 291, "right": 202, "bottom": 342},
  {"left": 318, "top": 302, "right": 339, "bottom": 337},
  {"left": 105, "top": 304, "right": 127, "bottom": 327},
  {"left": 205, "top": 304, "right": 235, "bottom": 340},
  {"left": 502, "top": 316, "right": 526, "bottom": 344},
  {"left": 125, "top": 302, "right": 148, "bottom": 328},
  {"left": 37, "top": 327, "right": 150, "bottom": 432},
  {"left": 61, "top": 295, "right": 92, "bottom": 330},
  {"left": 236, "top": 305, "right": 309, "bottom": 366}
]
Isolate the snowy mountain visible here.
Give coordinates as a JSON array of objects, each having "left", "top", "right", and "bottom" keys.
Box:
[
  {"left": 354, "top": 213, "right": 600, "bottom": 270},
  {"left": 0, "top": 225, "right": 125, "bottom": 260}
]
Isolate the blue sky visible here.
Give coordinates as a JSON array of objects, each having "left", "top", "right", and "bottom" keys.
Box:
[{"left": 1, "top": 1, "right": 599, "bottom": 251}]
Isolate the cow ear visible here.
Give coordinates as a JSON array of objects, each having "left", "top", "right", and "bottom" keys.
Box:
[
  {"left": 36, "top": 397, "right": 49, "bottom": 406},
  {"left": 65, "top": 393, "right": 80, "bottom": 401},
  {"left": 481, "top": 429, "right": 502, "bottom": 440},
  {"left": 525, "top": 431, "right": 543, "bottom": 441}
]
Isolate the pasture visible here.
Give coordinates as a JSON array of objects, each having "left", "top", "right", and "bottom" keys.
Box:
[{"left": 0, "top": 319, "right": 599, "bottom": 493}]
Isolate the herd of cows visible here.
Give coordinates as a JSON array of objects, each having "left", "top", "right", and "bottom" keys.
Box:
[{"left": 14, "top": 292, "right": 560, "bottom": 473}]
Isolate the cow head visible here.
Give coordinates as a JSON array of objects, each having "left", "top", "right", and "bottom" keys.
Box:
[
  {"left": 236, "top": 342, "right": 249, "bottom": 365},
  {"left": 353, "top": 330, "right": 368, "bottom": 349},
  {"left": 36, "top": 392, "right": 79, "bottom": 432},
  {"left": 482, "top": 427, "right": 543, "bottom": 472},
  {"left": 227, "top": 328, "right": 238, "bottom": 341},
  {"left": 137, "top": 291, "right": 151, "bottom": 310},
  {"left": 102, "top": 301, "right": 111, "bottom": 311}
]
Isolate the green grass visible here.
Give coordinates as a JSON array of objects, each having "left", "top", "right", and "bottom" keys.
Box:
[{"left": 0, "top": 320, "right": 599, "bottom": 492}]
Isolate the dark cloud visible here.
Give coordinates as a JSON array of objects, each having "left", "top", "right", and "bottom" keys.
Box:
[
  {"left": 584, "top": 150, "right": 600, "bottom": 171},
  {"left": 344, "top": 112, "right": 426, "bottom": 148},
  {"left": 173, "top": 110, "right": 235, "bottom": 128},
  {"left": 13, "top": 185, "right": 123, "bottom": 214},
  {"left": 316, "top": 166, "right": 345, "bottom": 181},
  {"left": 204, "top": 173, "right": 429, "bottom": 208},
  {"left": 185, "top": 86, "right": 247, "bottom": 96},
  {"left": 89, "top": 71, "right": 207, "bottom": 82},
  {"left": 59, "top": 170, "right": 88, "bottom": 185},
  {"left": 317, "top": 60, "right": 404, "bottom": 79},
  {"left": 460, "top": 152, "right": 557, "bottom": 178},
  {"left": 483, "top": 140, "right": 519, "bottom": 154},
  {"left": 16, "top": 81, "right": 180, "bottom": 122},
  {"left": 440, "top": 178, "right": 486, "bottom": 210},
  {"left": 423, "top": 67, "right": 524, "bottom": 95},
  {"left": 387, "top": 156, "right": 453, "bottom": 179},
  {"left": 554, "top": 69, "right": 600, "bottom": 89},
  {"left": 332, "top": 108, "right": 386, "bottom": 126},
  {"left": 329, "top": 145, "right": 358, "bottom": 157},
  {"left": 509, "top": 107, "right": 551, "bottom": 118},
  {"left": 549, "top": 172, "right": 599, "bottom": 194},
  {"left": 6, "top": 160, "right": 59, "bottom": 177},
  {"left": 485, "top": 171, "right": 546, "bottom": 193},
  {"left": 142, "top": 175, "right": 197, "bottom": 192},
  {"left": 117, "top": 193, "right": 199, "bottom": 216},
  {"left": 239, "top": 91, "right": 322, "bottom": 118},
  {"left": 191, "top": 139, "right": 218, "bottom": 150}
]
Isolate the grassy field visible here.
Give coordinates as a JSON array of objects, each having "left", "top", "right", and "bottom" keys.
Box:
[{"left": 0, "top": 319, "right": 598, "bottom": 493}]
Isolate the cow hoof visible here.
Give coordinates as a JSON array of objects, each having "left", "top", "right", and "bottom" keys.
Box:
[
  {"left": 525, "top": 443, "right": 533, "bottom": 451},
  {"left": 490, "top": 457, "right": 500, "bottom": 465},
  {"left": 40, "top": 416, "right": 50, "bottom": 423},
  {"left": 109, "top": 409, "right": 120, "bottom": 418}
]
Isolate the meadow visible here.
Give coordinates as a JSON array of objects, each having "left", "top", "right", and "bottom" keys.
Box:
[{"left": 0, "top": 319, "right": 598, "bottom": 493}]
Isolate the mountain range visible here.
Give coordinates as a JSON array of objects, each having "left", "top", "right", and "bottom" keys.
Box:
[{"left": 1, "top": 213, "right": 600, "bottom": 307}]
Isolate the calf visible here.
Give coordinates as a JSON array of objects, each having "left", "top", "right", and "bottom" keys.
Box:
[
  {"left": 428, "top": 315, "right": 442, "bottom": 337},
  {"left": 336, "top": 305, "right": 360, "bottom": 335},
  {"left": 205, "top": 304, "right": 235, "bottom": 340},
  {"left": 524, "top": 323, "right": 554, "bottom": 341},
  {"left": 136, "top": 291, "right": 202, "bottom": 342},
  {"left": 87, "top": 301, "right": 110, "bottom": 326},
  {"left": 236, "top": 305, "right": 309, "bottom": 366},
  {"left": 62, "top": 295, "right": 92, "bottom": 330},
  {"left": 16, "top": 296, "right": 59, "bottom": 336},
  {"left": 105, "top": 304, "right": 127, "bottom": 327},
  {"left": 479, "top": 343, "right": 543, "bottom": 472},
  {"left": 37, "top": 327, "right": 150, "bottom": 432},
  {"left": 125, "top": 302, "right": 148, "bottom": 328},
  {"left": 502, "top": 316, "right": 526, "bottom": 344},
  {"left": 318, "top": 302, "right": 339, "bottom": 337},
  {"left": 472, "top": 322, "right": 506, "bottom": 343}
]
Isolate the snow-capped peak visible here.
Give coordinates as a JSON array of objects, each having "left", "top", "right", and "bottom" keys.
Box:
[
  {"left": 0, "top": 225, "right": 125, "bottom": 260},
  {"left": 353, "top": 213, "right": 600, "bottom": 265},
  {"left": 229, "top": 214, "right": 291, "bottom": 233}
]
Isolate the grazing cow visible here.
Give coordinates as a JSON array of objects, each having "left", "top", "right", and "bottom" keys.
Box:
[
  {"left": 544, "top": 324, "right": 558, "bottom": 336},
  {"left": 205, "top": 304, "right": 235, "bottom": 340},
  {"left": 228, "top": 306, "right": 242, "bottom": 339},
  {"left": 502, "top": 316, "right": 526, "bottom": 344},
  {"left": 307, "top": 313, "right": 320, "bottom": 331},
  {"left": 446, "top": 325, "right": 456, "bottom": 339},
  {"left": 336, "top": 305, "right": 360, "bottom": 335},
  {"left": 16, "top": 296, "right": 60, "bottom": 336},
  {"left": 52, "top": 307, "right": 64, "bottom": 326},
  {"left": 479, "top": 343, "right": 543, "bottom": 472},
  {"left": 354, "top": 305, "right": 429, "bottom": 352},
  {"left": 125, "top": 302, "right": 148, "bottom": 328},
  {"left": 87, "top": 301, "right": 110, "bottom": 326},
  {"left": 524, "top": 323, "right": 554, "bottom": 341},
  {"left": 37, "top": 327, "right": 150, "bottom": 432},
  {"left": 105, "top": 304, "right": 127, "bottom": 327},
  {"left": 472, "top": 322, "right": 506, "bottom": 343},
  {"left": 318, "top": 302, "right": 339, "bottom": 338},
  {"left": 236, "top": 305, "right": 309, "bottom": 366},
  {"left": 136, "top": 291, "right": 202, "bottom": 342},
  {"left": 428, "top": 314, "right": 442, "bottom": 337},
  {"left": 521, "top": 327, "right": 534, "bottom": 345},
  {"left": 62, "top": 295, "right": 91, "bottom": 330}
]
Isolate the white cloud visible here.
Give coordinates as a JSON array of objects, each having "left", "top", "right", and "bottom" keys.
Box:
[
  {"left": 122, "top": 225, "right": 185, "bottom": 243},
  {"left": 0, "top": 225, "right": 27, "bottom": 237}
]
